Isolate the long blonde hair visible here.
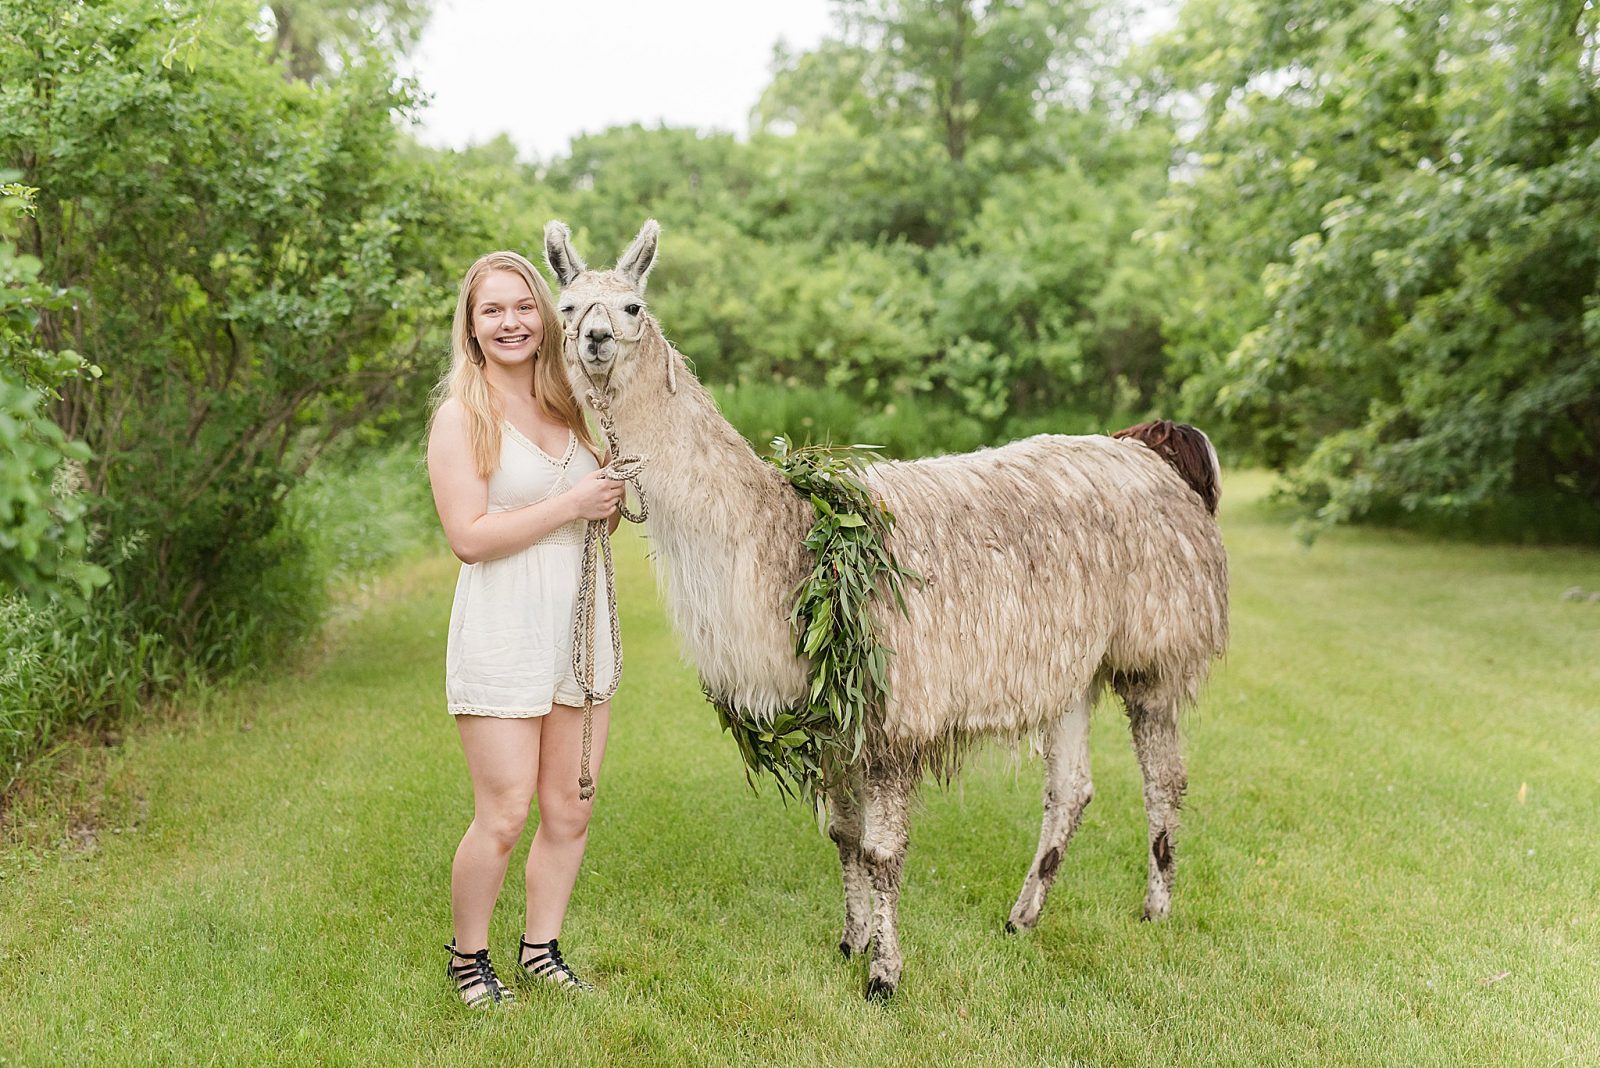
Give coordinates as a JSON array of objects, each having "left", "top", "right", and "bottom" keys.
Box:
[{"left": 436, "top": 250, "right": 598, "bottom": 478}]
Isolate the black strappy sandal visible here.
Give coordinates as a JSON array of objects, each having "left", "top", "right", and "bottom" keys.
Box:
[
  {"left": 519, "top": 937, "right": 595, "bottom": 992},
  {"left": 446, "top": 942, "right": 515, "bottom": 1008}
]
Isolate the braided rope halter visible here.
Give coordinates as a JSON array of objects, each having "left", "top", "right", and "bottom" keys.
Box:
[{"left": 562, "top": 300, "right": 671, "bottom": 799}]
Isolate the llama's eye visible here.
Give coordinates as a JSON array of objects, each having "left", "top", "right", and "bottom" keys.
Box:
[
  {"left": 624, "top": 303, "right": 641, "bottom": 316},
  {"left": 559, "top": 305, "right": 574, "bottom": 314}
]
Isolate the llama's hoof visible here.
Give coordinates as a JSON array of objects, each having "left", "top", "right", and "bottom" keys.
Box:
[
  {"left": 1004, "top": 911, "right": 1039, "bottom": 934},
  {"left": 838, "top": 941, "right": 853, "bottom": 960},
  {"left": 865, "top": 976, "right": 896, "bottom": 1002}
]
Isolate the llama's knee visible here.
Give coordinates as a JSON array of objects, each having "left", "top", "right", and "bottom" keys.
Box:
[
  {"left": 861, "top": 818, "right": 909, "bottom": 875},
  {"left": 860, "top": 766, "right": 916, "bottom": 920},
  {"left": 864, "top": 848, "right": 905, "bottom": 896},
  {"left": 1036, "top": 779, "right": 1094, "bottom": 876},
  {"left": 1049, "top": 778, "right": 1095, "bottom": 819},
  {"left": 1168, "top": 764, "right": 1188, "bottom": 808},
  {"left": 861, "top": 791, "right": 907, "bottom": 857},
  {"left": 1144, "top": 742, "right": 1186, "bottom": 814},
  {"left": 1127, "top": 703, "right": 1185, "bottom": 800},
  {"left": 827, "top": 781, "right": 864, "bottom": 843},
  {"left": 1144, "top": 758, "right": 1185, "bottom": 809}
]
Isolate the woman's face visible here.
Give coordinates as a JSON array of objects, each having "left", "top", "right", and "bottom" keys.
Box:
[{"left": 471, "top": 270, "right": 543, "bottom": 368}]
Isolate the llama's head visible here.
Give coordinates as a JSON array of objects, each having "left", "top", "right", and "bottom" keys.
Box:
[{"left": 543, "top": 219, "right": 665, "bottom": 404}]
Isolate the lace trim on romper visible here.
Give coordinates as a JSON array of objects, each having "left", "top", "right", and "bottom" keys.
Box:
[{"left": 502, "top": 422, "right": 585, "bottom": 547}]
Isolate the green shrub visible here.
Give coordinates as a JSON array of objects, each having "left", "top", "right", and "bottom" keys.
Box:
[
  {"left": 710, "top": 379, "right": 1143, "bottom": 460},
  {"left": 3, "top": 0, "right": 469, "bottom": 660},
  {"left": 0, "top": 445, "right": 440, "bottom": 794},
  {"left": 712, "top": 381, "right": 874, "bottom": 452},
  {"left": 0, "top": 188, "right": 104, "bottom": 602}
]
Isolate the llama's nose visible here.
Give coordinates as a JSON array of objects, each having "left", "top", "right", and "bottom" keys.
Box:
[{"left": 585, "top": 325, "right": 612, "bottom": 343}]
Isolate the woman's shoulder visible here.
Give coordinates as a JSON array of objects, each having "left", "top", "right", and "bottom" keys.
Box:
[
  {"left": 430, "top": 397, "right": 487, "bottom": 442},
  {"left": 432, "top": 395, "right": 467, "bottom": 427},
  {"left": 427, "top": 397, "right": 493, "bottom": 467}
]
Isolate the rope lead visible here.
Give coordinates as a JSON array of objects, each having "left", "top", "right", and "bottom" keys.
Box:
[{"left": 565, "top": 304, "right": 650, "bottom": 801}]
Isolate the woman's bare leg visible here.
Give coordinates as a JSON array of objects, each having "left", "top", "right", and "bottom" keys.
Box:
[
  {"left": 524, "top": 701, "right": 610, "bottom": 943},
  {"left": 452, "top": 715, "right": 542, "bottom": 954}
]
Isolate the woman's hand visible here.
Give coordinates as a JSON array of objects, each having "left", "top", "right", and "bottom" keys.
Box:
[{"left": 566, "top": 469, "right": 625, "bottom": 521}]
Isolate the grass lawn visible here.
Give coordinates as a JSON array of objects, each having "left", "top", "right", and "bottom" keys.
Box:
[{"left": 2, "top": 473, "right": 1597, "bottom": 1066}]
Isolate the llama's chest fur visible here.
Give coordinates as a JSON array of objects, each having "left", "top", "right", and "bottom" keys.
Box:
[{"left": 647, "top": 507, "right": 810, "bottom": 719}]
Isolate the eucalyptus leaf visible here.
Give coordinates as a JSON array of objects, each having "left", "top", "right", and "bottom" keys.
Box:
[{"left": 712, "top": 438, "right": 919, "bottom": 807}]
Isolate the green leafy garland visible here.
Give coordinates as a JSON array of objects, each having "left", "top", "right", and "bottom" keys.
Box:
[{"left": 710, "top": 438, "right": 919, "bottom": 804}]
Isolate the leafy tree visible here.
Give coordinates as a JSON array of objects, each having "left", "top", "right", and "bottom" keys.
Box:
[
  {"left": 1, "top": 0, "right": 470, "bottom": 653},
  {"left": 754, "top": 0, "right": 1113, "bottom": 246},
  {"left": 268, "top": 0, "right": 431, "bottom": 81},
  {"left": 832, "top": 0, "right": 1097, "bottom": 163},
  {"left": 929, "top": 104, "right": 1177, "bottom": 422},
  {"left": 718, "top": 0, "right": 1176, "bottom": 423},
  {"left": 544, "top": 125, "right": 762, "bottom": 256},
  {"left": 1148, "top": 0, "right": 1600, "bottom": 529}
]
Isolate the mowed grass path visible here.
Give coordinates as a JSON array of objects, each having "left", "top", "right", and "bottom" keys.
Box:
[{"left": 3, "top": 475, "right": 1598, "bottom": 1066}]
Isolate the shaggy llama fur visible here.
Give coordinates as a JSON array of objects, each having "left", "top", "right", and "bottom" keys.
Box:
[{"left": 546, "top": 219, "right": 1229, "bottom": 1000}]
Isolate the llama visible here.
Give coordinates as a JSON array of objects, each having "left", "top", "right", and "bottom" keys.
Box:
[{"left": 546, "top": 219, "right": 1229, "bottom": 1000}]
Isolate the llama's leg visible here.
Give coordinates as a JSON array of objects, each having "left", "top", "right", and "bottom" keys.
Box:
[
  {"left": 1006, "top": 693, "right": 1094, "bottom": 933},
  {"left": 861, "top": 761, "right": 919, "bottom": 1001},
  {"left": 1123, "top": 692, "right": 1186, "bottom": 921},
  {"left": 826, "top": 767, "right": 871, "bottom": 959}
]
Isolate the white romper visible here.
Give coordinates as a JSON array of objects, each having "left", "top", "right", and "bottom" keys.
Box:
[{"left": 445, "top": 422, "right": 617, "bottom": 718}]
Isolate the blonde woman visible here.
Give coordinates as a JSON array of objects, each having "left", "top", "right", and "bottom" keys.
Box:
[{"left": 427, "top": 250, "right": 622, "bottom": 1007}]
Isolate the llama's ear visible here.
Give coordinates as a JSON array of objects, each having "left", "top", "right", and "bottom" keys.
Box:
[
  {"left": 616, "top": 219, "right": 660, "bottom": 291},
  {"left": 544, "top": 220, "right": 586, "bottom": 287}
]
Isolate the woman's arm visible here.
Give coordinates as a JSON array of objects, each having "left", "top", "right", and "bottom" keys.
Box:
[{"left": 428, "top": 400, "right": 621, "bottom": 564}]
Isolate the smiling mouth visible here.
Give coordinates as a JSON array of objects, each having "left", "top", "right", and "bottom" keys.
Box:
[{"left": 495, "top": 333, "right": 531, "bottom": 345}]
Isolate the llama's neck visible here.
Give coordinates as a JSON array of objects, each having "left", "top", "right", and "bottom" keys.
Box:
[
  {"left": 605, "top": 342, "right": 812, "bottom": 717},
  {"left": 616, "top": 377, "right": 789, "bottom": 523}
]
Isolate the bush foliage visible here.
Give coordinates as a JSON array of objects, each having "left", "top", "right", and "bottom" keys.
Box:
[
  {"left": 1, "top": 0, "right": 462, "bottom": 783},
  {"left": 1149, "top": 0, "right": 1600, "bottom": 530}
]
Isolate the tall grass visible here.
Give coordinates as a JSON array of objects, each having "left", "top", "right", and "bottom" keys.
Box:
[
  {"left": 284, "top": 445, "right": 440, "bottom": 591},
  {"left": 0, "top": 581, "right": 177, "bottom": 786}
]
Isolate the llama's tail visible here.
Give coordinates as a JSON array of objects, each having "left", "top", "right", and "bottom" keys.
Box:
[{"left": 1111, "top": 419, "right": 1221, "bottom": 515}]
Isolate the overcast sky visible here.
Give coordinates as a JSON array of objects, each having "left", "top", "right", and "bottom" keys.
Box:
[{"left": 406, "top": 0, "right": 837, "bottom": 162}]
